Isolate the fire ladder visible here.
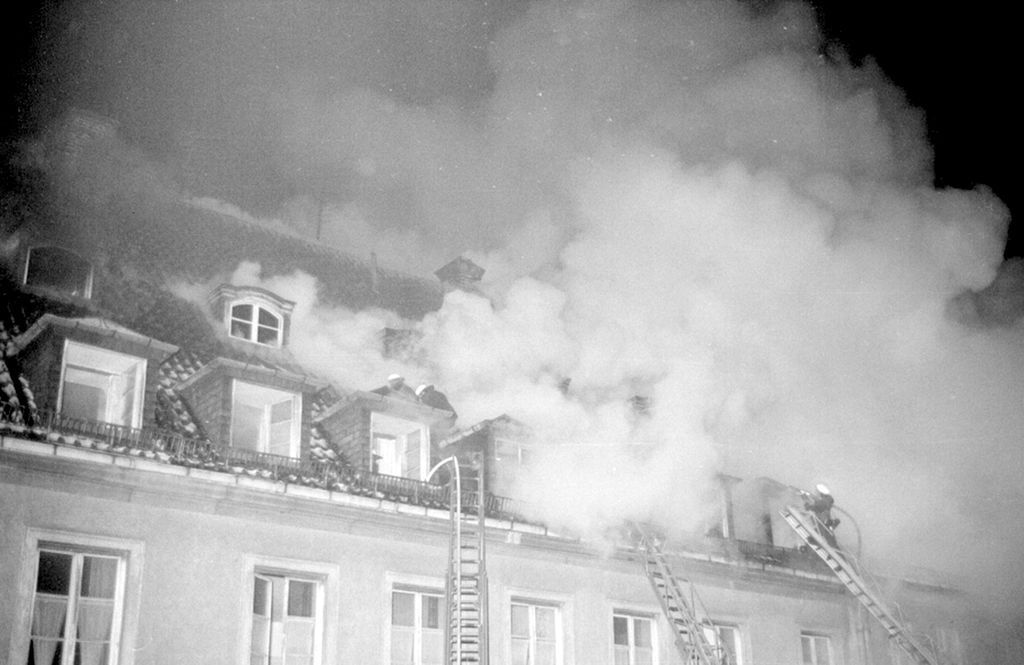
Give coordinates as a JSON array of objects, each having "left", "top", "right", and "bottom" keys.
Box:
[
  {"left": 780, "top": 506, "right": 941, "bottom": 665},
  {"left": 445, "top": 463, "right": 488, "bottom": 665},
  {"left": 632, "top": 523, "right": 726, "bottom": 665}
]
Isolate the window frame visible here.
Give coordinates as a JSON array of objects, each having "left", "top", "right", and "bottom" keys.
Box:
[
  {"left": 494, "top": 437, "right": 533, "bottom": 467},
  {"left": 509, "top": 599, "right": 564, "bottom": 665},
  {"left": 389, "top": 586, "right": 444, "bottom": 665},
  {"left": 58, "top": 340, "right": 147, "bottom": 429},
  {"left": 23, "top": 246, "right": 94, "bottom": 298},
  {"left": 703, "top": 623, "right": 742, "bottom": 665},
  {"left": 370, "top": 412, "right": 430, "bottom": 480},
  {"left": 383, "top": 573, "right": 445, "bottom": 665},
  {"left": 8, "top": 529, "right": 144, "bottom": 665},
  {"left": 612, "top": 611, "right": 657, "bottom": 665},
  {"left": 249, "top": 573, "right": 322, "bottom": 665},
  {"left": 239, "top": 555, "right": 339, "bottom": 665},
  {"left": 227, "top": 298, "right": 284, "bottom": 348},
  {"left": 230, "top": 379, "right": 302, "bottom": 458},
  {"left": 800, "top": 632, "right": 833, "bottom": 665}
]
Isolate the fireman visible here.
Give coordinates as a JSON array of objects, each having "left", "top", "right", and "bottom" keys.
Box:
[
  {"left": 374, "top": 374, "right": 417, "bottom": 400},
  {"left": 802, "top": 483, "right": 840, "bottom": 547},
  {"left": 415, "top": 384, "right": 457, "bottom": 421}
]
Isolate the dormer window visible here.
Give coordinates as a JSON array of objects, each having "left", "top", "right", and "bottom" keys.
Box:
[
  {"left": 231, "top": 380, "right": 301, "bottom": 457},
  {"left": 23, "top": 246, "right": 93, "bottom": 298},
  {"left": 230, "top": 302, "right": 282, "bottom": 346},
  {"left": 59, "top": 341, "right": 145, "bottom": 428},
  {"left": 210, "top": 285, "right": 295, "bottom": 349},
  {"left": 371, "top": 412, "right": 429, "bottom": 479}
]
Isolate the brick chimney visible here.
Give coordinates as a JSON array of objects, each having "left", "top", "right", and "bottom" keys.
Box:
[{"left": 434, "top": 256, "right": 485, "bottom": 294}]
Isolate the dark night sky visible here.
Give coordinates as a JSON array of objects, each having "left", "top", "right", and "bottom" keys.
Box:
[{"left": 810, "top": 1, "right": 1019, "bottom": 258}]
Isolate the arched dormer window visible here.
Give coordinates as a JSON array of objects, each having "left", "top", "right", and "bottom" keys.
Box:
[
  {"left": 210, "top": 285, "right": 295, "bottom": 349},
  {"left": 230, "top": 301, "right": 282, "bottom": 346},
  {"left": 23, "top": 246, "right": 93, "bottom": 298}
]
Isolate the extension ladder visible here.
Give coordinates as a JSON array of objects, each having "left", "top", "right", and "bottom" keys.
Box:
[
  {"left": 780, "top": 506, "right": 941, "bottom": 665},
  {"left": 632, "top": 523, "right": 726, "bottom": 665},
  {"left": 446, "top": 476, "right": 488, "bottom": 664}
]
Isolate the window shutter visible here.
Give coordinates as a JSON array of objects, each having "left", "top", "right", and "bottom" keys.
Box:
[
  {"left": 268, "top": 398, "right": 294, "bottom": 457},
  {"left": 251, "top": 575, "right": 272, "bottom": 665},
  {"left": 404, "top": 429, "right": 421, "bottom": 479}
]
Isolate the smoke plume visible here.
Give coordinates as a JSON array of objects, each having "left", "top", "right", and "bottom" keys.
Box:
[{"left": 23, "top": 0, "right": 1023, "bottom": 613}]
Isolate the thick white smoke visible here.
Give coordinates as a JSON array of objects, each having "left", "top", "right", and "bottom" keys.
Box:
[
  {"left": 382, "top": 1, "right": 1017, "bottom": 605},
  {"left": 41, "top": 0, "right": 1022, "bottom": 611}
]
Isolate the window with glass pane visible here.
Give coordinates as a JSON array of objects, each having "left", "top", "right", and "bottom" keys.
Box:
[
  {"left": 613, "top": 614, "right": 653, "bottom": 665},
  {"left": 801, "top": 633, "right": 832, "bottom": 665},
  {"left": 60, "top": 341, "right": 145, "bottom": 428},
  {"left": 702, "top": 624, "right": 741, "bottom": 665},
  {"left": 391, "top": 589, "right": 443, "bottom": 665},
  {"left": 24, "top": 247, "right": 93, "bottom": 297},
  {"left": 511, "top": 602, "right": 559, "bottom": 665},
  {"left": 231, "top": 381, "right": 300, "bottom": 457},
  {"left": 230, "top": 302, "right": 283, "bottom": 346},
  {"left": 250, "top": 573, "right": 320, "bottom": 665},
  {"left": 371, "top": 413, "right": 429, "bottom": 479},
  {"left": 28, "top": 548, "right": 123, "bottom": 665}
]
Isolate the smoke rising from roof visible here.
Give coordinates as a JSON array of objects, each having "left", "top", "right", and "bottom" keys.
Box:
[{"left": 18, "top": 0, "right": 1024, "bottom": 612}]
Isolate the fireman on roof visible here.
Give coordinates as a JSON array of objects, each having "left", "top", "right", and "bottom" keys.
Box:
[
  {"left": 373, "top": 373, "right": 417, "bottom": 401},
  {"left": 415, "top": 383, "right": 456, "bottom": 418},
  {"left": 803, "top": 483, "right": 841, "bottom": 548}
]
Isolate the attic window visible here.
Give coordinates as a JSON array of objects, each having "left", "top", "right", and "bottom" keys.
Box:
[
  {"left": 230, "top": 380, "right": 301, "bottom": 457},
  {"left": 371, "top": 412, "right": 429, "bottom": 479},
  {"left": 229, "top": 302, "right": 283, "bottom": 347},
  {"left": 24, "top": 246, "right": 93, "bottom": 298},
  {"left": 60, "top": 341, "right": 145, "bottom": 428},
  {"left": 212, "top": 285, "right": 294, "bottom": 349}
]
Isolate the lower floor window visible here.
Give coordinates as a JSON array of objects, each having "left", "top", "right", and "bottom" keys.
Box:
[
  {"left": 613, "top": 613, "right": 653, "bottom": 665},
  {"left": 801, "top": 633, "right": 832, "bottom": 665},
  {"left": 250, "top": 573, "right": 322, "bottom": 665},
  {"left": 511, "top": 601, "right": 559, "bottom": 665},
  {"left": 704, "top": 624, "right": 742, "bottom": 665},
  {"left": 390, "top": 588, "right": 443, "bottom": 665},
  {"left": 29, "top": 547, "right": 125, "bottom": 665}
]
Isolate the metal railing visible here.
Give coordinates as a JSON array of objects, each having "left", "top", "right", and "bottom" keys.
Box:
[
  {"left": 729, "top": 537, "right": 827, "bottom": 572},
  {"left": 0, "top": 403, "right": 835, "bottom": 566},
  {"left": 0, "top": 403, "right": 529, "bottom": 521}
]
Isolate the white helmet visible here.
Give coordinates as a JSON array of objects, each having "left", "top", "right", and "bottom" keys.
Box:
[{"left": 815, "top": 483, "right": 831, "bottom": 495}]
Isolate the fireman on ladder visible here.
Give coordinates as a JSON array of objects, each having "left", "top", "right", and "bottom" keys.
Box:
[{"left": 802, "top": 484, "right": 840, "bottom": 548}]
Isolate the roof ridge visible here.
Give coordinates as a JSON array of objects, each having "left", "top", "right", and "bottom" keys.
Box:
[{"left": 183, "top": 196, "right": 440, "bottom": 288}]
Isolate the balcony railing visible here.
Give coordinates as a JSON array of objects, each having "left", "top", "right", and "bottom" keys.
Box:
[
  {"left": 0, "top": 403, "right": 530, "bottom": 521},
  {"left": 1, "top": 404, "right": 843, "bottom": 573}
]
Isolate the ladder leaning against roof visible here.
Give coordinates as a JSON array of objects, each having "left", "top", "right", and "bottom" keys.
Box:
[
  {"left": 631, "top": 522, "right": 726, "bottom": 665},
  {"left": 441, "top": 455, "right": 488, "bottom": 665},
  {"left": 780, "top": 505, "right": 942, "bottom": 665}
]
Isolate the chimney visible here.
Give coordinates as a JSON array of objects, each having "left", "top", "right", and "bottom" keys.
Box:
[{"left": 434, "top": 256, "right": 485, "bottom": 294}]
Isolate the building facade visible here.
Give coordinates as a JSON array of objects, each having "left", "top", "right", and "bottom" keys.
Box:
[{"left": 0, "top": 112, "right": 1013, "bottom": 665}]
